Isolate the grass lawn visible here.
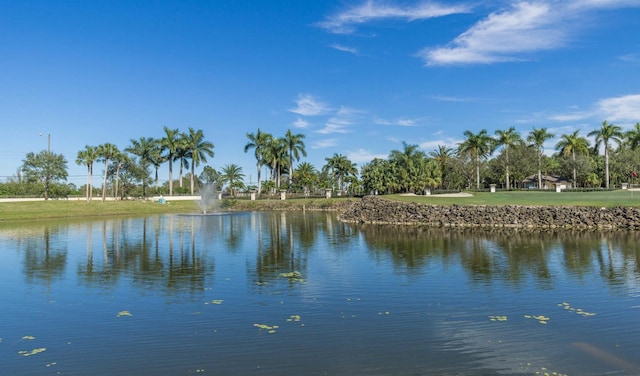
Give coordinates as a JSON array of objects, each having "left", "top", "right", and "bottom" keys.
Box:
[
  {"left": 0, "top": 197, "right": 350, "bottom": 222},
  {"left": 388, "top": 190, "right": 640, "bottom": 207}
]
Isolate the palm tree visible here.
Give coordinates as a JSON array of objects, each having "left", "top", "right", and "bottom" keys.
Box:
[
  {"left": 125, "top": 136, "right": 157, "bottom": 197},
  {"left": 555, "top": 130, "right": 590, "bottom": 187},
  {"left": 183, "top": 128, "right": 215, "bottom": 195},
  {"left": 244, "top": 129, "right": 271, "bottom": 194},
  {"left": 457, "top": 129, "right": 493, "bottom": 189},
  {"left": 429, "top": 145, "right": 454, "bottom": 189},
  {"left": 588, "top": 120, "right": 623, "bottom": 188},
  {"left": 175, "top": 136, "right": 190, "bottom": 190},
  {"left": 76, "top": 145, "right": 99, "bottom": 202},
  {"left": 494, "top": 127, "right": 524, "bottom": 189},
  {"left": 221, "top": 163, "right": 245, "bottom": 196},
  {"left": 323, "top": 153, "right": 357, "bottom": 194},
  {"left": 160, "top": 126, "right": 181, "bottom": 196},
  {"left": 389, "top": 141, "right": 425, "bottom": 193},
  {"left": 97, "top": 143, "right": 119, "bottom": 202},
  {"left": 263, "top": 137, "right": 288, "bottom": 190},
  {"left": 294, "top": 161, "right": 317, "bottom": 196},
  {"left": 527, "top": 127, "right": 555, "bottom": 189},
  {"left": 284, "top": 129, "right": 307, "bottom": 186},
  {"left": 626, "top": 122, "right": 640, "bottom": 150}
]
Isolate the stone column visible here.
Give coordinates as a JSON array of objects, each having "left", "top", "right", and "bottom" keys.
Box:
[
  {"left": 490, "top": 184, "right": 496, "bottom": 193},
  {"left": 325, "top": 189, "right": 332, "bottom": 199},
  {"left": 280, "top": 190, "right": 287, "bottom": 200},
  {"left": 217, "top": 191, "right": 222, "bottom": 200},
  {"left": 250, "top": 190, "right": 257, "bottom": 200}
]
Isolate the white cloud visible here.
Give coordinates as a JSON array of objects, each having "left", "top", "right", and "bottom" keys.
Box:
[
  {"left": 548, "top": 112, "right": 593, "bottom": 122},
  {"left": 317, "top": 0, "right": 471, "bottom": 34},
  {"left": 288, "top": 94, "right": 332, "bottom": 116},
  {"left": 618, "top": 53, "right": 640, "bottom": 63},
  {"left": 421, "top": 2, "right": 566, "bottom": 65},
  {"left": 374, "top": 117, "right": 418, "bottom": 126},
  {"left": 293, "top": 118, "right": 309, "bottom": 128},
  {"left": 420, "top": 0, "right": 640, "bottom": 66},
  {"left": 330, "top": 44, "right": 360, "bottom": 55},
  {"left": 419, "top": 138, "right": 461, "bottom": 151},
  {"left": 597, "top": 94, "right": 640, "bottom": 123},
  {"left": 347, "top": 148, "right": 387, "bottom": 164},
  {"left": 311, "top": 138, "right": 339, "bottom": 149}
]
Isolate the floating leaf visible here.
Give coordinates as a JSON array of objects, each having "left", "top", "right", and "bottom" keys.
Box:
[
  {"left": 22, "top": 336, "right": 36, "bottom": 340},
  {"left": 489, "top": 315, "right": 508, "bottom": 322},
  {"left": 19, "top": 348, "right": 47, "bottom": 356},
  {"left": 205, "top": 300, "right": 224, "bottom": 305},
  {"left": 117, "top": 310, "right": 132, "bottom": 317}
]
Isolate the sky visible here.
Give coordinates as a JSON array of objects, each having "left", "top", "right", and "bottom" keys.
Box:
[{"left": 2, "top": 0, "right": 640, "bottom": 188}]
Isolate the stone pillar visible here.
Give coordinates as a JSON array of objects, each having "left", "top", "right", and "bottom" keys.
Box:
[
  {"left": 622, "top": 183, "right": 629, "bottom": 190},
  {"left": 250, "top": 191, "right": 257, "bottom": 200},
  {"left": 280, "top": 189, "right": 287, "bottom": 200},
  {"left": 325, "top": 189, "right": 332, "bottom": 199},
  {"left": 490, "top": 184, "right": 496, "bottom": 193},
  {"left": 217, "top": 191, "right": 222, "bottom": 200},
  {"left": 425, "top": 188, "right": 431, "bottom": 196},
  {"left": 555, "top": 184, "right": 562, "bottom": 193}
]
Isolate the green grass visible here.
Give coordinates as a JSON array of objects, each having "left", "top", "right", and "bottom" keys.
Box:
[
  {"left": 0, "top": 197, "right": 352, "bottom": 222},
  {"left": 388, "top": 190, "right": 640, "bottom": 207}
]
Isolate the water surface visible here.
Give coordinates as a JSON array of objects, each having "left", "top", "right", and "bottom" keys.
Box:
[{"left": 1, "top": 212, "right": 640, "bottom": 375}]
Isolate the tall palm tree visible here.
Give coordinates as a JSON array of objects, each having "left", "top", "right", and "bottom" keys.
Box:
[
  {"left": 323, "top": 153, "right": 357, "bottom": 194},
  {"left": 125, "top": 136, "right": 157, "bottom": 197},
  {"left": 183, "top": 128, "right": 215, "bottom": 195},
  {"left": 221, "top": 163, "right": 245, "bottom": 196},
  {"left": 244, "top": 129, "right": 271, "bottom": 194},
  {"left": 160, "top": 126, "right": 181, "bottom": 196},
  {"left": 284, "top": 129, "right": 307, "bottom": 186},
  {"left": 527, "top": 127, "right": 555, "bottom": 189},
  {"left": 588, "top": 120, "right": 623, "bottom": 189},
  {"left": 555, "top": 130, "right": 590, "bottom": 187},
  {"left": 76, "top": 145, "right": 99, "bottom": 202},
  {"left": 263, "top": 137, "right": 288, "bottom": 190},
  {"left": 457, "top": 129, "right": 493, "bottom": 189},
  {"left": 494, "top": 127, "right": 524, "bottom": 189},
  {"left": 175, "top": 136, "right": 190, "bottom": 190},
  {"left": 429, "top": 145, "right": 454, "bottom": 189},
  {"left": 97, "top": 143, "right": 119, "bottom": 202}
]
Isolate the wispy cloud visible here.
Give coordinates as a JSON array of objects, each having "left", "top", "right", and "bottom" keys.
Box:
[
  {"left": 317, "top": 0, "right": 471, "bottom": 34},
  {"left": 597, "top": 94, "right": 640, "bottom": 123},
  {"left": 347, "top": 148, "right": 387, "bottom": 164},
  {"left": 373, "top": 117, "right": 419, "bottom": 126},
  {"left": 420, "top": 0, "right": 640, "bottom": 66},
  {"left": 618, "top": 53, "right": 640, "bottom": 63},
  {"left": 316, "top": 106, "right": 363, "bottom": 134},
  {"left": 330, "top": 44, "right": 360, "bottom": 55},
  {"left": 549, "top": 93, "right": 640, "bottom": 124},
  {"left": 289, "top": 94, "right": 332, "bottom": 116},
  {"left": 429, "top": 95, "right": 478, "bottom": 103},
  {"left": 293, "top": 118, "right": 310, "bottom": 128},
  {"left": 311, "top": 138, "right": 339, "bottom": 149}
]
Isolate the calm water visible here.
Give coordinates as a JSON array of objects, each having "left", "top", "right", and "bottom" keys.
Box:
[{"left": 1, "top": 211, "right": 640, "bottom": 375}]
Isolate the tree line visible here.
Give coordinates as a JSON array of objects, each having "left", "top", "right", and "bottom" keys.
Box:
[{"left": 3, "top": 120, "right": 640, "bottom": 200}]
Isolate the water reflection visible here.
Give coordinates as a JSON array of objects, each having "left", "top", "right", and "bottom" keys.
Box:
[
  {"left": 2, "top": 213, "right": 640, "bottom": 375},
  {"left": 358, "top": 224, "right": 640, "bottom": 288},
  {"left": 3, "top": 216, "right": 640, "bottom": 293}
]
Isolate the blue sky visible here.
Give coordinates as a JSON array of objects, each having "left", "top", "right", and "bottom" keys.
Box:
[{"left": 2, "top": 0, "right": 640, "bottom": 188}]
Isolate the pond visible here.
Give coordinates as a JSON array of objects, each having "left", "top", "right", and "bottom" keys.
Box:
[{"left": 1, "top": 211, "right": 640, "bottom": 375}]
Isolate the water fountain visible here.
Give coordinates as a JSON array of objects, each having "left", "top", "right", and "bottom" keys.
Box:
[{"left": 197, "top": 183, "right": 220, "bottom": 215}]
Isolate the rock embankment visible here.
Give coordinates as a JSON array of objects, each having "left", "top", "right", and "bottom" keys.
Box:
[{"left": 337, "top": 195, "right": 640, "bottom": 230}]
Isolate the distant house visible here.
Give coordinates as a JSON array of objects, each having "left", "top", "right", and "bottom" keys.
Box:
[{"left": 522, "top": 175, "right": 572, "bottom": 189}]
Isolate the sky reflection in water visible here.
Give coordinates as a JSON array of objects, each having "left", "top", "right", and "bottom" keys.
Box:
[{"left": 1, "top": 212, "right": 640, "bottom": 375}]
